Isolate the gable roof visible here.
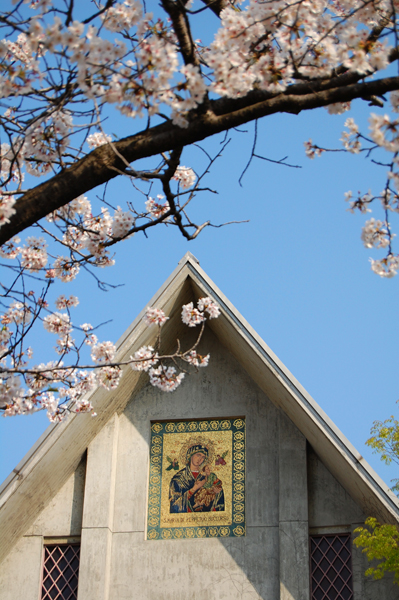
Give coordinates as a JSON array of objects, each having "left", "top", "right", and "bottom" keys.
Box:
[{"left": 0, "top": 251, "right": 398, "bottom": 564}]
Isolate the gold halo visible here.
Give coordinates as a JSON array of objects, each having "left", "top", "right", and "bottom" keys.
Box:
[{"left": 178, "top": 436, "right": 215, "bottom": 468}]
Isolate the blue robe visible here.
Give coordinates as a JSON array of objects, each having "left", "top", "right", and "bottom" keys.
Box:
[{"left": 169, "top": 466, "right": 225, "bottom": 513}]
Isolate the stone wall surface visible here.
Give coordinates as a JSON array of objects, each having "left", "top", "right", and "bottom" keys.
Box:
[{"left": 0, "top": 328, "right": 398, "bottom": 599}]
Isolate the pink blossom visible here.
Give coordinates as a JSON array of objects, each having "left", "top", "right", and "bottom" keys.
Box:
[
  {"left": 43, "top": 312, "right": 72, "bottom": 335},
  {"left": 148, "top": 365, "right": 185, "bottom": 392},
  {"left": 0, "top": 194, "right": 16, "bottom": 227},
  {"left": 130, "top": 345, "right": 158, "bottom": 371},
  {"left": 53, "top": 257, "right": 80, "bottom": 282},
  {"left": 87, "top": 132, "right": 112, "bottom": 149},
  {"left": 145, "top": 196, "right": 170, "bottom": 219},
  {"left": 172, "top": 166, "right": 196, "bottom": 189},
  {"left": 20, "top": 237, "right": 48, "bottom": 272},
  {"left": 197, "top": 297, "right": 220, "bottom": 319},
  {"left": 95, "top": 366, "right": 122, "bottom": 389},
  {"left": 181, "top": 302, "right": 204, "bottom": 327},
  {"left": 185, "top": 350, "right": 210, "bottom": 368},
  {"left": 370, "top": 254, "right": 399, "bottom": 278},
  {"left": 0, "top": 237, "right": 20, "bottom": 259},
  {"left": 55, "top": 295, "right": 79, "bottom": 309},
  {"left": 144, "top": 306, "right": 168, "bottom": 326},
  {"left": 361, "top": 218, "right": 391, "bottom": 249},
  {"left": 91, "top": 341, "right": 116, "bottom": 363}
]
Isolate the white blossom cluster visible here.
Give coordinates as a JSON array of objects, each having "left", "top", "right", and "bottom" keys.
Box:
[
  {"left": 306, "top": 91, "right": 399, "bottom": 276},
  {"left": 204, "top": 1, "right": 391, "bottom": 99},
  {"left": 2, "top": 0, "right": 399, "bottom": 422},
  {"left": 145, "top": 196, "right": 170, "bottom": 220},
  {"left": 127, "top": 299, "right": 220, "bottom": 392},
  {"left": 0, "top": 194, "right": 16, "bottom": 226},
  {"left": 172, "top": 166, "right": 196, "bottom": 190},
  {"left": 0, "top": 196, "right": 140, "bottom": 275},
  {"left": 1, "top": 0, "right": 395, "bottom": 176},
  {"left": 181, "top": 296, "right": 221, "bottom": 327},
  {"left": 0, "top": 295, "right": 220, "bottom": 420}
]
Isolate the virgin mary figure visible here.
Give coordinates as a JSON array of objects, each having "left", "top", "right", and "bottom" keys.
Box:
[{"left": 169, "top": 443, "right": 224, "bottom": 513}]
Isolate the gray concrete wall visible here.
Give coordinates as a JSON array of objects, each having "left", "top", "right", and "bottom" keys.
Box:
[
  {"left": 77, "top": 328, "right": 312, "bottom": 600},
  {"left": 308, "top": 447, "right": 398, "bottom": 600},
  {"left": 0, "top": 456, "right": 86, "bottom": 599},
  {"left": 1, "top": 328, "right": 398, "bottom": 599}
]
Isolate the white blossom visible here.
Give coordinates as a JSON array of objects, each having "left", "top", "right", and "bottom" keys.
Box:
[
  {"left": 370, "top": 254, "right": 399, "bottom": 278},
  {"left": 43, "top": 312, "right": 72, "bottom": 335},
  {"left": 87, "top": 132, "right": 112, "bottom": 149},
  {"left": 91, "top": 341, "right": 116, "bottom": 363},
  {"left": 130, "top": 345, "right": 158, "bottom": 371},
  {"left": 148, "top": 365, "right": 185, "bottom": 392},
  {"left": 144, "top": 307, "right": 168, "bottom": 326},
  {"left": 361, "top": 218, "right": 391, "bottom": 249},
  {"left": 185, "top": 350, "right": 210, "bottom": 368},
  {"left": 0, "top": 194, "right": 16, "bottom": 228},
  {"left": 197, "top": 297, "right": 220, "bottom": 319},
  {"left": 173, "top": 166, "right": 196, "bottom": 189},
  {"left": 20, "top": 237, "right": 48, "bottom": 272},
  {"left": 181, "top": 302, "right": 205, "bottom": 327}
]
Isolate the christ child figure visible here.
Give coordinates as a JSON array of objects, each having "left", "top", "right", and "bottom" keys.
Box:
[{"left": 192, "top": 465, "right": 223, "bottom": 510}]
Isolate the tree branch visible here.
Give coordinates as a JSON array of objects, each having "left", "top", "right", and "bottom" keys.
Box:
[{"left": 3, "top": 74, "right": 399, "bottom": 245}]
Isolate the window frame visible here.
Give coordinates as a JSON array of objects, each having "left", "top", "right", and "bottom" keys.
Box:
[
  {"left": 309, "top": 532, "right": 354, "bottom": 600},
  {"left": 40, "top": 541, "right": 81, "bottom": 600}
]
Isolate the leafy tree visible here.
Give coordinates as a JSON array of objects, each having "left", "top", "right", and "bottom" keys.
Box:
[
  {"left": 2, "top": 0, "right": 399, "bottom": 420},
  {"left": 354, "top": 517, "right": 399, "bottom": 583},
  {"left": 354, "top": 415, "right": 399, "bottom": 583}
]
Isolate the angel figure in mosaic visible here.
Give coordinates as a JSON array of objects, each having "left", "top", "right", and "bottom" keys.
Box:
[
  {"left": 169, "top": 443, "right": 224, "bottom": 513},
  {"left": 215, "top": 451, "right": 228, "bottom": 466},
  {"left": 165, "top": 456, "right": 179, "bottom": 471}
]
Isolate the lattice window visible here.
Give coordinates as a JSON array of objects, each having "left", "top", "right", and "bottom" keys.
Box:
[
  {"left": 310, "top": 534, "right": 353, "bottom": 600},
  {"left": 41, "top": 544, "right": 80, "bottom": 600}
]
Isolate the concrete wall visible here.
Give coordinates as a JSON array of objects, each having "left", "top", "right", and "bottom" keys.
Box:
[
  {"left": 0, "top": 456, "right": 86, "bottom": 600},
  {"left": 0, "top": 328, "right": 398, "bottom": 599}
]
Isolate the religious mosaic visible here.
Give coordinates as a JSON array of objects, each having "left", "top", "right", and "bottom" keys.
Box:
[{"left": 146, "top": 417, "right": 246, "bottom": 540}]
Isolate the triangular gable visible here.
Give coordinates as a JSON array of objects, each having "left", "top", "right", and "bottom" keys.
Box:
[{"left": 0, "top": 251, "right": 398, "bottom": 565}]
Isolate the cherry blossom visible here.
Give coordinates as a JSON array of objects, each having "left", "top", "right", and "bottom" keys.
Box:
[
  {"left": 130, "top": 346, "right": 158, "bottom": 372},
  {"left": 1, "top": 0, "right": 399, "bottom": 423},
  {"left": 361, "top": 219, "right": 391, "bottom": 249},
  {"left": 173, "top": 166, "right": 196, "bottom": 190},
  {"left": 197, "top": 297, "right": 220, "bottom": 319},
  {"left": 43, "top": 312, "right": 72, "bottom": 335},
  {"left": 145, "top": 196, "right": 170, "bottom": 220},
  {"left": 144, "top": 307, "right": 168, "bottom": 326},
  {"left": 181, "top": 302, "right": 205, "bottom": 327},
  {"left": 148, "top": 365, "right": 185, "bottom": 393},
  {"left": 370, "top": 255, "right": 399, "bottom": 278},
  {"left": 91, "top": 341, "right": 116, "bottom": 364},
  {"left": 55, "top": 295, "right": 79, "bottom": 310},
  {"left": 0, "top": 195, "right": 16, "bottom": 227},
  {"left": 95, "top": 366, "right": 122, "bottom": 390},
  {"left": 185, "top": 351, "right": 210, "bottom": 368},
  {"left": 20, "top": 237, "right": 48, "bottom": 272},
  {"left": 87, "top": 132, "right": 113, "bottom": 149}
]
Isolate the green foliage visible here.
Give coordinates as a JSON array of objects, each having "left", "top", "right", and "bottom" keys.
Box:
[
  {"left": 367, "top": 415, "right": 399, "bottom": 482},
  {"left": 354, "top": 518, "right": 399, "bottom": 584}
]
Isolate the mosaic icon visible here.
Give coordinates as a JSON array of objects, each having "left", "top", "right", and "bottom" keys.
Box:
[{"left": 147, "top": 417, "right": 246, "bottom": 540}]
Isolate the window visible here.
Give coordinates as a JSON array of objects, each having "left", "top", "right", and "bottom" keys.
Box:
[
  {"left": 41, "top": 544, "right": 80, "bottom": 600},
  {"left": 310, "top": 534, "right": 353, "bottom": 600}
]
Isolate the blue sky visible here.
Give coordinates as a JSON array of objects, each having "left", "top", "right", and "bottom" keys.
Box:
[{"left": 1, "top": 94, "right": 398, "bottom": 490}]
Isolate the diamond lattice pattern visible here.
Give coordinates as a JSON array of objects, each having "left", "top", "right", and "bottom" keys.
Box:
[
  {"left": 310, "top": 534, "right": 353, "bottom": 600},
  {"left": 41, "top": 544, "right": 80, "bottom": 600}
]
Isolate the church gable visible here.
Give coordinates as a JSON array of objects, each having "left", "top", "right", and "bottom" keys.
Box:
[{"left": 0, "top": 254, "right": 398, "bottom": 600}]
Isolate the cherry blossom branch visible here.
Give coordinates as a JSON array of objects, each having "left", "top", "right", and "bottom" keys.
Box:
[
  {"left": 3, "top": 74, "right": 399, "bottom": 246},
  {"left": 0, "top": 297, "right": 221, "bottom": 421}
]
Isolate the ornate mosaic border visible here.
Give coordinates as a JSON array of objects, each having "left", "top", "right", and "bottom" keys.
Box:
[{"left": 147, "top": 417, "right": 246, "bottom": 540}]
